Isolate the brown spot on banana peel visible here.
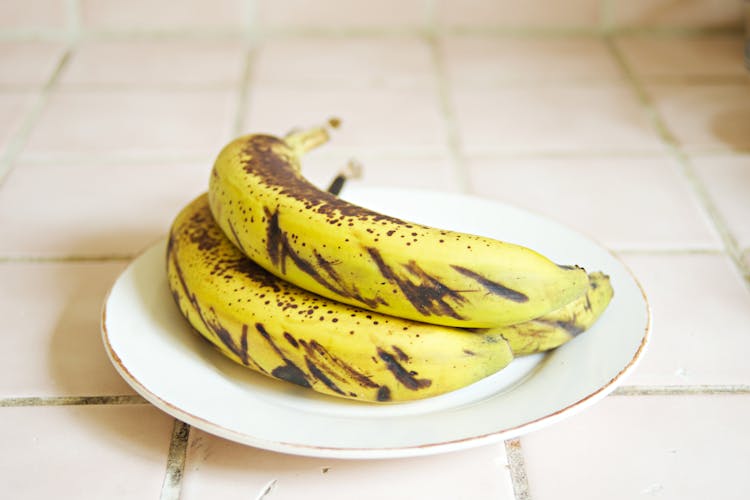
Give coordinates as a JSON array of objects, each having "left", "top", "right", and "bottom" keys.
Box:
[
  {"left": 271, "top": 362, "right": 311, "bottom": 388},
  {"left": 168, "top": 263, "right": 267, "bottom": 373},
  {"left": 255, "top": 322, "right": 311, "bottom": 386},
  {"left": 187, "top": 210, "right": 221, "bottom": 251},
  {"left": 391, "top": 345, "right": 410, "bottom": 362},
  {"left": 450, "top": 265, "right": 529, "bottom": 303},
  {"left": 226, "top": 218, "right": 248, "bottom": 255},
  {"left": 299, "top": 339, "right": 379, "bottom": 389},
  {"left": 366, "top": 247, "right": 465, "bottom": 320},
  {"left": 168, "top": 238, "right": 213, "bottom": 335},
  {"left": 264, "top": 204, "right": 384, "bottom": 309},
  {"left": 305, "top": 357, "right": 346, "bottom": 395},
  {"left": 377, "top": 386, "right": 392, "bottom": 402},
  {"left": 533, "top": 319, "right": 586, "bottom": 337},
  {"left": 255, "top": 323, "right": 370, "bottom": 398},
  {"left": 283, "top": 332, "right": 299, "bottom": 348},
  {"left": 242, "top": 135, "right": 405, "bottom": 225},
  {"left": 377, "top": 348, "right": 431, "bottom": 391},
  {"left": 206, "top": 315, "right": 250, "bottom": 366}
]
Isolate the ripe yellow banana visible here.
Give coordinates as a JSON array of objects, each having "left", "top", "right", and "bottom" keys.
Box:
[
  {"left": 208, "top": 126, "right": 590, "bottom": 328},
  {"left": 495, "top": 272, "right": 613, "bottom": 356},
  {"left": 167, "top": 194, "right": 515, "bottom": 403}
]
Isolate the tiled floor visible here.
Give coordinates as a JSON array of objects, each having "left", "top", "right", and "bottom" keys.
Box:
[
  {"left": 58, "top": 39, "right": 247, "bottom": 87},
  {"left": 21, "top": 88, "right": 238, "bottom": 161},
  {"left": 0, "top": 261, "right": 135, "bottom": 396},
  {"left": 1, "top": 6, "right": 749, "bottom": 499},
  {"left": 522, "top": 394, "right": 750, "bottom": 500},
  {"left": 618, "top": 253, "right": 750, "bottom": 386},
  {"left": 0, "top": 404, "right": 174, "bottom": 499},
  {"left": 0, "top": 162, "right": 208, "bottom": 256},
  {"left": 441, "top": 36, "right": 623, "bottom": 85},
  {"left": 181, "top": 431, "right": 514, "bottom": 499},
  {"left": 466, "top": 154, "right": 720, "bottom": 250},
  {"left": 0, "top": 41, "right": 66, "bottom": 86},
  {"left": 692, "top": 155, "right": 750, "bottom": 248}
]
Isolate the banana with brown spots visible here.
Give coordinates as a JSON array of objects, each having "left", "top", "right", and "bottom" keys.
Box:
[{"left": 207, "top": 125, "right": 591, "bottom": 328}]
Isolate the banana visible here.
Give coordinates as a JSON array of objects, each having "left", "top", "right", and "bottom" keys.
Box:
[
  {"left": 207, "top": 125, "right": 590, "bottom": 328},
  {"left": 495, "top": 272, "right": 613, "bottom": 356},
  {"left": 167, "top": 194, "right": 515, "bottom": 403}
]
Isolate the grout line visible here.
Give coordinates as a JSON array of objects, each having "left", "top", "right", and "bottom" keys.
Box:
[
  {"left": 66, "top": 0, "right": 81, "bottom": 43},
  {"left": 9, "top": 147, "right": 749, "bottom": 169},
  {"left": 232, "top": 48, "right": 257, "bottom": 136},
  {"left": 254, "top": 479, "right": 279, "bottom": 500},
  {"left": 423, "top": 0, "right": 438, "bottom": 34},
  {"left": 75, "top": 28, "right": 246, "bottom": 42},
  {"left": 444, "top": 26, "right": 614, "bottom": 38},
  {"left": 605, "top": 37, "right": 750, "bottom": 285},
  {"left": 160, "top": 419, "right": 191, "bottom": 500},
  {"left": 7, "top": 75, "right": 746, "bottom": 93},
  {"left": 610, "top": 26, "right": 745, "bottom": 37},
  {"left": 16, "top": 153, "right": 215, "bottom": 167},
  {"left": 427, "top": 34, "right": 471, "bottom": 193},
  {"left": 600, "top": 0, "right": 614, "bottom": 33},
  {"left": 260, "top": 26, "right": 445, "bottom": 39},
  {"left": 243, "top": 0, "right": 260, "bottom": 43},
  {"left": 0, "top": 48, "right": 71, "bottom": 185},
  {"left": 0, "top": 395, "right": 148, "bottom": 407},
  {"left": 51, "top": 82, "right": 241, "bottom": 92},
  {"left": 505, "top": 439, "right": 532, "bottom": 500},
  {"left": 0, "top": 24, "right": 742, "bottom": 43},
  {"left": 641, "top": 75, "right": 750, "bottom": 86},
  {"left": 0, "top": 31, "right": 72, "bottom": 43},
  {"left": 0, "top": 254, "right": 135, "bottom": 263},
  {"left": 235, "top": 0, "right": 260, "bottom": 137},
  {"left": 613, "top": 248, "right": 724, "bottom": 256},
  {"left": 613, "top": 385, "right": 750, "bottom": 396}
]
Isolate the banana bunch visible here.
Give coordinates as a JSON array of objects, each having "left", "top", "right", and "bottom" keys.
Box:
[
  {"left": 167, "top": 195, "right": 611, "bottom": 403},
  {"left": 165, "top": 124, "right": 614, "bottom": 403}
]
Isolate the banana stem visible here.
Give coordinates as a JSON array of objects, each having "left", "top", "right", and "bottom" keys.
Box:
[
  {"left": 285, "top": 126, "right": 331, "bottom": 155},
  {"left": 326, "top": 159, "right": 363, "bottom": 195}
]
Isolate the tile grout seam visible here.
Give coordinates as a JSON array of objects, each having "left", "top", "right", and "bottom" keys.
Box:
[
  {"left": 427, "top": 33, "right": 472, "bottom": 193},
  {"left": 232, "top": 48, "right": 257, "bottom": 137},
  {"left": 0, "top": 395, "right": 148, "bottom": 407},
  {"left": 159, "top": 419, "right": 191, "bottom": 500},
  {"left": 505, "top": 439, "right": 532, "bottom": 500},
  {"left": 65, "top": 0, "right": 81, "bottom": 43},
  {"left": 2, "top": 79, "right": 747, "bottom": 95},
  {"left": 613, "top": 385, "right": 750, "bottom": 396},
  {"left": 604, "top": 37, "right": 750, "bottom": 286},
  {"left": 0, "top": 48, "right": 72, "bottom": 186},
  {"left": 232, "top": 0, "right": 261, "bottom": 137},
  {"left": 0, "top": 254, "right": 135, "bottom": 263},
  {"left": 0, "top": 25, "right": 743, "bottom": 41},
  {"left": 9, "top": 147, "right": 750, "bottom": 169}
]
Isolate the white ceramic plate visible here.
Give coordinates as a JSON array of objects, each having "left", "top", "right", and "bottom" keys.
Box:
[{"left": 101, "top": 186, "right": 650, "bottom": 459}]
